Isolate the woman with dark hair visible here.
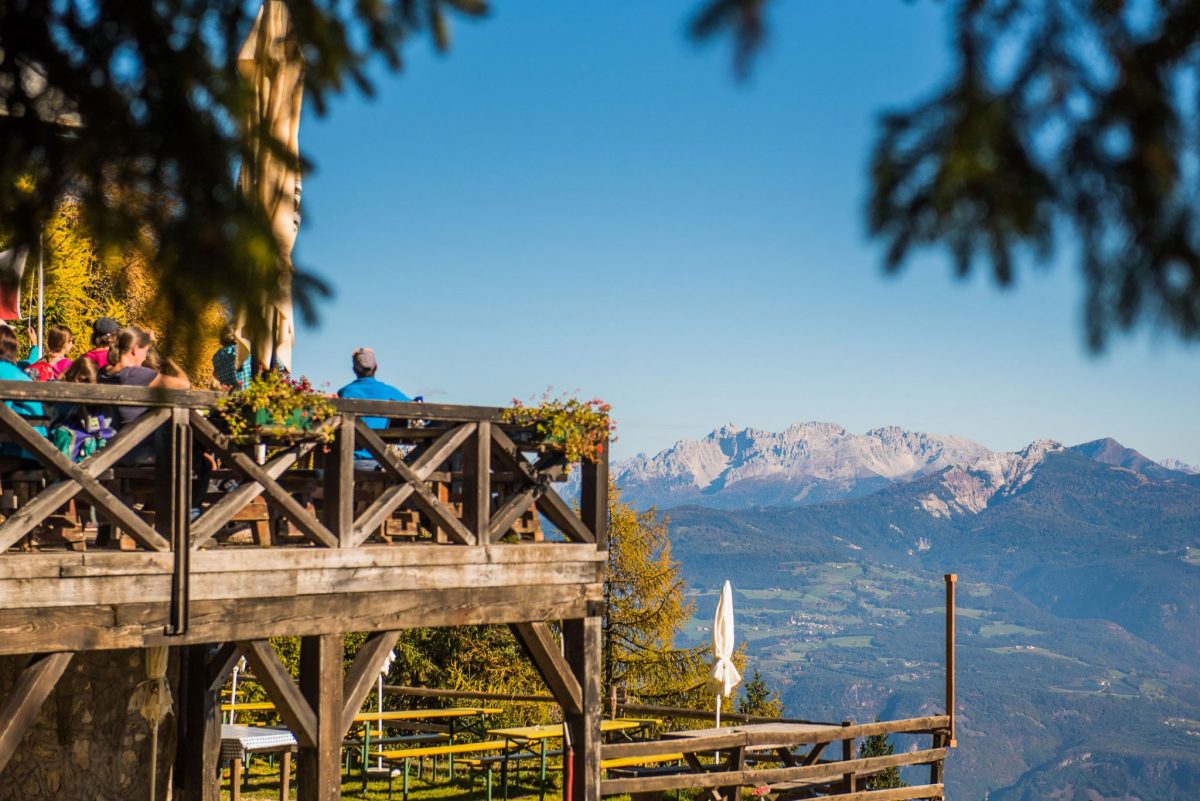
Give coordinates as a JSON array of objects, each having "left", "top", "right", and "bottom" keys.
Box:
[
  {"left": 0, "top": 324, "right": 47, "bottom": 459},
  {"left": 98, "top": 326, "right": 158, "bottom": 427}
]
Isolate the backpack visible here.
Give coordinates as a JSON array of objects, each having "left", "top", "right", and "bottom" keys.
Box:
[
  {"left": 25, "top": 360, "right": 58, "bottom": 382},
  {"left": 49, "top": 409, "right": 116, "bottom": 462}
]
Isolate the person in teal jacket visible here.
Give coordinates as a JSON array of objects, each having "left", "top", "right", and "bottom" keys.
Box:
[{"left": 0, "top": 324, "right": 46, "bottom": 460}]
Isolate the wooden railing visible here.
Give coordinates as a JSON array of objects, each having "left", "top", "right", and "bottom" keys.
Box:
[
  {"left": 0, "top": 381, "right": 608, "bottom": 637},
  {"left": 599, "top": 715, "right": 951, "bottom": 801}
]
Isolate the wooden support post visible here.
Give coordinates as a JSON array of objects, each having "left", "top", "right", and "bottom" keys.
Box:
[
  {"left": 462, "top": 420, "right": 491, "bottom": 543},
  {"left": 929, "top": 731, "right": 946, "bottom": 786},
  {"left": 297, "top": 634, "right": 343, "bottom": 801},
  {"left": 945, "top": 573, "right": 957, "bottom": 748},
  {"left": 0, "top": 651, "right": 73, "bottom": 774},
  {"left": 841, "top": 719, "right": 856, "bottom": 794},
  {"left": 510, "top": 622, "right": 583, "bottom": 716},
  {"left": 176, "top": 644, "right": 239, "bottom": 801},
  {"left": 563, "top": 614, "right": 602, "bottom": 801},
  {"left": 159, "top": 407, "right": 192, "bottom": 634},
  {"left": 323, "top": 413, "right": 355, "bottom": 546},
  {"left": 580, "top": 440, "right": 609, "bottom": 550}
]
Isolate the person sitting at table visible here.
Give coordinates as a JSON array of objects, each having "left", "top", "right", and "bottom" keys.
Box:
[
  {"left": 98, "top": 326, "right": 159, "bottom": 464},
  {"left": 26, "top": 324, "right": 74, "bottom": 381},
  {"left": 0, "top": 324, "right": 47, "bottom": 461},
  {"left": 337, "top": 347, "right": 411, "bottom": 471},
  {"left": 49, "top": 357, "right": 115, "bottom": 461}
]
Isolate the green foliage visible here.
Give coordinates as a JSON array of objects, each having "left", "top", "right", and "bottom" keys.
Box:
[
  {"left": 736, "top": 670, "right": 782, "bottom": 719},
  {"left": 858, "top": 728, "right": 906, "bottom": 790},
  {"left": 502, "top": 392, "right": 616, "bottom": 471},
  {"left": 690, "top": 0, "right": 1200, "bottom": 349},
  {"left": 1, "top": 1, "right": 485, "bottom": 356},
  {"left": 604, "top": 484, "right": 713, "bottom": 708},
  {"left": 216, "top": 370, "right": 336, "bottom": 444}
]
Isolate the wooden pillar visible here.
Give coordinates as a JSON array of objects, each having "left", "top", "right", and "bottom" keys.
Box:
[
  {"left": 945, "top": 573, "right": 957, "bottom": 747},
  {"left": 175, "top": 645, "right": 226, "bottom": 801},
  {"left": 323, "top": 413, "right": 355, "bottom": 546},
  {"left": 297, "top": 634, "right": 343, "bottom": 801},
  {"left": 158, "top": 407, "right": 191, "bottom": 634},
  {"left": 461, "top": 421, "right": 491, "bottom": 543},
  {"left": 580, "top": 442, "right": 609, "bottom": 550},
  {"left": 929, "top": 731, "right": 946, "bottom": 786},
  {"left": 840, "top": 719, "right": 856, "bottom": 794},
  {"left": 562, "top": 614, "right": 602, "bottom": 801}
]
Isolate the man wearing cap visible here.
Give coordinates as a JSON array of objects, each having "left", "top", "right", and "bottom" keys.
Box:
[
  {"left": 337, "top": 348, "right": 411, "bottom": 469},
  {"left": 84, "top": 317, "right": 120, "bottom": 368}
]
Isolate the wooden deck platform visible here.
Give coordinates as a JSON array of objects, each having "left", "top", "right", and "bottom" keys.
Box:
[{"left": 0, "top": 381, "right": 609, "bottom": 801}]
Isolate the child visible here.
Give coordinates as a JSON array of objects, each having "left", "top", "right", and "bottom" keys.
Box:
[
  {"left": 49, "top": 357, "right": 115, "bottom": 461},
  {"left": 83, "top": 317, "right": 119, "bottom": 368},
  {"left": 26, "top": 325, "right": 74, "bottom": 381}
]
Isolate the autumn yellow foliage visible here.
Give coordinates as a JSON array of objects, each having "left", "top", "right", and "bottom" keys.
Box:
[{"left": 8, "top": 196, "right": 224, "bottom": 384}]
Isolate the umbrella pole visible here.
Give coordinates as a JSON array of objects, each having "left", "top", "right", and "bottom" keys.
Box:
[{"left": 714, "top": 694, "right": 721, "bottom": 762}]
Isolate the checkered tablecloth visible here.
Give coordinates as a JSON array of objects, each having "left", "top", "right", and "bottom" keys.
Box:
[{"left": 220, "top": 724, "right": 297, "bottom": 761}]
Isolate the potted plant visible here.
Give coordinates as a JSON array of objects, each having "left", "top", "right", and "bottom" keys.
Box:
[
  {"left": 502, "top": 391, "right": 616, "bottom": 470},
  {"left": 216, "top": 370, "right": 336, "bottom": 445}
]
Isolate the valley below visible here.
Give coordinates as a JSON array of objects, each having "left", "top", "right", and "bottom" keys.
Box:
[{"left": 617, "top": 423, "right": 1200, "bottom": 800}]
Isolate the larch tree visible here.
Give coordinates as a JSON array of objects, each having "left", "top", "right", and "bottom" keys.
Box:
[{"left": 604, "top": 484, "right": 716, "bottom": 709}]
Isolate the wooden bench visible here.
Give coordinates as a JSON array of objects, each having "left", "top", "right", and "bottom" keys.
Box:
[
  {"left": 372, "top": 740, "right": 515, "bottom": 801},
  {"left": 460, "top": 748, "right": 565, "bottom": 801}
]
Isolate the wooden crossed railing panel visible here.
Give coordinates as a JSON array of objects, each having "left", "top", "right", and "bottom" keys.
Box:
[{"left": 0, "top": 381, "right": 608, "bottom": 554}]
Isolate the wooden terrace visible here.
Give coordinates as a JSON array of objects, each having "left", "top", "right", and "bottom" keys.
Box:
[
  {"left": 0, "top": 381, "right": 954, "bottom": 801},
  {"left": 0, "top": 381, "right": 609, "bottom": 801}
]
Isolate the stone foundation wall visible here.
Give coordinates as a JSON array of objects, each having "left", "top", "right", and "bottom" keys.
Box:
[{"left": 0, "top": 649, "right": 179, "bottom": 801}]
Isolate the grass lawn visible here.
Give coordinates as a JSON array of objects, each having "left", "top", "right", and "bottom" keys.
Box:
[{"left": 223, "top": 757, "right": 568, "bottom": 801}]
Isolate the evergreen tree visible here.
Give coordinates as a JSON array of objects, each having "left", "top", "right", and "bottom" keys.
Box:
[
  {"left": 603, "top": 483, "right": 713, "bottom": 708},
  {"left": 736, "top": 670, "right": 782, "bottom": 719},
  {"left": 858, "top": 728, "right": 906, "bottom": 790}
]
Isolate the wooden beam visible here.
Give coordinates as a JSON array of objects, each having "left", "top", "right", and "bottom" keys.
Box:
[
  {"left": 322, "top": 413, "right": 355, "bottom": 546},
  {"left": 297, "top": 633, "right": 343, "bottom": 801},
  {"left": 945, "top": 573, "right": 957, "bottom": 747},
  {"left": 0, "top": 404, "right": 169, "bottom": 551},
  {"left": 191, "top": 446, "right": 308, "bottom": 547},
  {"left": 599, "top": 749, "right": 948, "bottom": 796},
  {"left": 176, "top": 644, "right": 238, "bottom": 801},
  {"left": 491, "top": 427, "right": 594, "bottom": 544},
  {"left": 240, "top": 639, "right": 317, "bottom": 748},
  {"left": 352, "top": 422, "right": 475, "bottom": 546},
  {"left": 190, "top": 413, "right": 337, "bottom": 548},
  {"left": 510, "top": 622, "right": 583, "bottom": 716},
  {"left": 563, "top": 615, "right": 602, "bottom": 801},
  {"left": 461, "top": 421, "right": 491, "bottom": 542},
  {"left": 158, "top": 407, "right": 192, "bottom": 634},
  {"left": 601, "top": 717, "right": 953, "bottom": 761},
  {"left": 0, "top": 651, "right": 73, "bottom": 773},
  {"left": 488, "top": 486, "right": 540, "bottom": 543},
  {"left": 340, "top": 631, "right": 401, "bottom": 736},
  {"left": 580, "top": 441, "right": 609, "bottom": 549}
]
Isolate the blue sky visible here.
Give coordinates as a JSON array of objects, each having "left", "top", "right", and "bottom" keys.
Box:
[{"left": 291, "top": 1, "right": 1200, "bottom": 465}]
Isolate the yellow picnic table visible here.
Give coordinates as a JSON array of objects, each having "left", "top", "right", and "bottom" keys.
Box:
[
  {"left": 220, "top": 701, "right": 276, "bottom": 713},
  {"left": 486, "top": 719, "right": 660, "bottom": 801},
  {"left": 352, "top": 707, "right": 504, "bottom": 782}
]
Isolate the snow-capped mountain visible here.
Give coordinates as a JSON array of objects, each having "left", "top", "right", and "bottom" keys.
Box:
[
  {"left": 614, "top": 422, "right": 992, "bottom": 509},
  {"left": 611, "top": 424, "right": 1199, "bottom": 513},
  {"left": 1160, "top": 457, "right": 1199, "bottom": 475},
  {"left": 915, "top": 439, "right": 1063, "bottom": 518}
]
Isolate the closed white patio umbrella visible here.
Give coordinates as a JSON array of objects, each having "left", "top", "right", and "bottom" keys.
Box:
[{"left": 708, "top": 580, "right": 742, "bottom": 730}]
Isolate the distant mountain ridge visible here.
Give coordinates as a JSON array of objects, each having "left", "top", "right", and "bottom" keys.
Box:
[{"left": 613, "top": 423, "right": 1197, "bottom": 511}]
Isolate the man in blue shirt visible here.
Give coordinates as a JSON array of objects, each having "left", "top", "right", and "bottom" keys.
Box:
[{"left": 336, "top": 347, "right": 410, "bottom": 469}]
